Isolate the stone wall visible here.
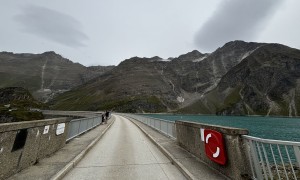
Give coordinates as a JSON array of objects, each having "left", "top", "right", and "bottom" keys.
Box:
[
  {"left": 176, "top": 120, "right": 251, "bottom": 180},
  {"left": 0, "top": 118, "right": 70, "bottom": 180}
]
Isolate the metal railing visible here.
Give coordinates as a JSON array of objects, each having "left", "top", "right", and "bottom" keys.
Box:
[
  {"left": 42, "top": 110, "right": 98, "bottom": 118},
  {"left": 66, "top": 116, "right": 102, "bottom": 141},
  {"left": 121, "top": 114, "right": 177, "bottom": 139},
  {"left": 243, "top": 135, "right": 300, "bottom": 180},
  {"left": 121, "top": 113, "right": 300, "bottom": 179}
]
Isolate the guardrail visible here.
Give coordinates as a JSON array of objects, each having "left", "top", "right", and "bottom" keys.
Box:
[
  {"left": 42, "top": 110, "right": 100, "bottom": 118},
  {"left": 66, "top": 116, "right": 102, "bottom": 141},
  {"left": 243, "top": 135, "right": 300, "bottom": 180},
  {"left": 120, "top": 114, "right": 176, "bottom": 139},
  {"left": 121, "top": 113, "right": 300, "bottom": 179},
  {"left": 43, "top": 110, "right": 106, "bottom": 141}
]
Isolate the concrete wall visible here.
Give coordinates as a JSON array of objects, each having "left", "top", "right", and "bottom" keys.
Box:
[
  {"left": 0, "top": 118, "right": 70, "bottom": 180},
  {"left": 176, "top": 120, "right": 251, "bottom": 180}
]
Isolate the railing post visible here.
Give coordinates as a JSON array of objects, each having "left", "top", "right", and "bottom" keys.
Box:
[
  {"left": 92, "top": 117, "right": 95, "bottom": 127},
  {"left": 77, "top": 119, "right": 82, "bottom": 135},
  {"left": 294, "top": 146, "right": 300, "bottom": 169},
  {"left": 249, "top": 140, "right": 264, "bottom": 179},
  {"left": 160, "top": 120, "right": 161, "bottom": 132}
]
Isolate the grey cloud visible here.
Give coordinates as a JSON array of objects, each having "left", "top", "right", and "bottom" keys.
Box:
[
  {"left": 195, "top": 0, "right": 282, "bottom": 52},
  {"left": 14, "top": 5, "right": 88, "bottom": 47}
]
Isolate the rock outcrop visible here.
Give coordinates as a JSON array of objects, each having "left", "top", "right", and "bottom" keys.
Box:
[
  {"left": 183, "top": 43, "right": 300, "bottom": 117},
  {"left": 0, "top": 87, "right": 45, "bottom": 123}
]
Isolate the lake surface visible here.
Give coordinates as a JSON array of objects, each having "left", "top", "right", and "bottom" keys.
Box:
[{"left": 140, "top": 114, "right": 300, "bottom": 142}]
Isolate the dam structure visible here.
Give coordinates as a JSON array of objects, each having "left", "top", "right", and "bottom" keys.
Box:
[{"left": 1, "top": 111, "right": 299, "bottom": 180}]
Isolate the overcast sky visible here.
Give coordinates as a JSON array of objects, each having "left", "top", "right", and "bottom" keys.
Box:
[{"left": 1, "top": 0, "right": 300, "bottom": 66}]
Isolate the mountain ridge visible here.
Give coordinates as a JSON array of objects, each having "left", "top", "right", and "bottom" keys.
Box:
[
  {"left": 51, "top": 40, "right": 289, "bottom": 115},
  {"left": 181, "top": 43, "right": 300, "bottom": 116},
  {"left": 0, "top": 51, "right": 114, "bottom": 102},
  {"left": 2, "top": 40, "right": 299, "bottom": 116}
]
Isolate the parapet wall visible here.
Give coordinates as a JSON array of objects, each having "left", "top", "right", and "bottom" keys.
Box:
[
  {"left": 0, "top": 118, "right": 70, "bottom": 180},
  {"left": 176, "top": 120, "right": 251, "bottom": 180}
]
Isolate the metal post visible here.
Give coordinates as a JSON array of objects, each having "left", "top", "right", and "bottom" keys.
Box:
[
  {"left": 285, "top": 145, "right": 297, "bottom": 179},
  {"left": 262, "top": 143, "right": 273, "bottom": 179},
  {"left": 77, "top": 119, "right": 82, "bottom": 135},
  {"left": 270, "top": 144, "right": 281, "bottom": 179},
  {"left": 167, "top": 122, "right": 169, "bottom": 137},
  {"left": 256, "top": 142, "right": 268, "bottom": 180},
  {"left": 160, "top": 120, "right": 161, "bottom": 132},
  {"left": 294, "top": 146, "right": 300, "bottom": 169},
  {"left": 249, "top": 140, "right": 264, "bottom": 179}
]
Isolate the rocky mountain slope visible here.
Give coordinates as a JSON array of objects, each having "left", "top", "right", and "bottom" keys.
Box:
[
  {"left": 0, "top": 87, "right": 45, "bottom": 123},
  {"left": 184, "top": 43, "right": 300, "bottom": 116},
  {"left": 51, "top": 40, "right": 284, "bottom": 114},
  {"left": 0, "top": 51, "right": 114, "bottom": 102},
  {"left": 5, "top": 40, "right": 296, "bottom": 116},
  {"left": 50, "top": 56, "right": 172, "bottom": 112}
]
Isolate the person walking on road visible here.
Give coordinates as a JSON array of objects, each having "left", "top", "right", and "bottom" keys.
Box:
[
  {"left": 105, "top": 111, "right": 110, "bottom": 123},
  {"left": 101, "top": 114, "right": 105, "bottom": 124}
]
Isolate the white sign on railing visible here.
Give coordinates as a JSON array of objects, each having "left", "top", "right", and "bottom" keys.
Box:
[{"left": 56, "top": 123, "right": 65, "bottom": 135}]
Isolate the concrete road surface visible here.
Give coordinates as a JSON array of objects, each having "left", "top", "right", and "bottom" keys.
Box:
[{"left": 64, "top": 115, "right": 186, "bottom": 180}]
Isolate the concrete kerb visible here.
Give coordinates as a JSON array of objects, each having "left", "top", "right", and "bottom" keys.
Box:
[
  {"left": 124, "top": 116, "right": 197, "bottom": 180},
  {"left": 50, "top": 117, "right": 116, "bottom": 180}
]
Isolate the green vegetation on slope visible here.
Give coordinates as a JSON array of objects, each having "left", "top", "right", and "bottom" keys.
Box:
[
  {"left": 50, "top": 88, "right": 167, "bottom": 113},
  {"left": 0, "top": 107, "right": 44, "bottom": 122},
  {"left": 177, "top": 100, "right": 211, "bottom": 114},
  {"left": 0, "top": 87, "right": 45, "bottom": 123},
  {"left": 98, "top": 96, "right": 167, "bottom": 113}
]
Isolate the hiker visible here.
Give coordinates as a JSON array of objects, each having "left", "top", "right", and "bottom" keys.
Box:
[
  {"left": 105, "top": 110, "right": 110, "bottom": 121},
  {"left": 101, "top": 114, "right": 105, "bottom": 124}
]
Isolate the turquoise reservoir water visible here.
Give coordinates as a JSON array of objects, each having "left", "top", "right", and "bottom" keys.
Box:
[{"left": 141, "top": 114, "right": 300, "bottom": 142}]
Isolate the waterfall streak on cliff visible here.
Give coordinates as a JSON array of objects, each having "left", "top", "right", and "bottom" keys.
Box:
[{"left": 41, "top": 59, "right": 48, "bottom": 90}]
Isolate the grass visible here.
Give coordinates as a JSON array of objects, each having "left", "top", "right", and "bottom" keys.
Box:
[
  {"left": 177, "top": 100, "right": 211, "bottom": 114},
  {"left": 223, "top": 87, "right": 242, "bottom": 107},
  {"left": 0, "top": 107, "right": 44, "bottom": 122},
  {"left": 49, "top": 88, "right": 104, "bottom": 110},
  {"left": 95, "top": 96, "right": 167, "bottom": 113},
  {"left": 0, "top": 74, "right": 41, "bottom": 92},
  {"left": 215, "top": 87, "right": 242, "bottom": 113},
  {"left": 0, "top": 87, "right": 46, "bottom": 122},
  {"left": 51, "top": 92, "right": 167, "bottom": 113},
  {"left": 10, "top": 110, "right": 44, "bottom": 121}
]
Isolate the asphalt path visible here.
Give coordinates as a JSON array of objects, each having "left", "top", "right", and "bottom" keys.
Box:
[{"left": 63, "top": 115, "right": 186, "bottom": 180}]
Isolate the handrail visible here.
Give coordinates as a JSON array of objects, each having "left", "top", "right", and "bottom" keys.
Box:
[
  {"left": 137, "top": 114, "right": 176, "bottom": 123},
  {"left": 122, "top": 113, "right": 300, "bottom": 179},
  {"left": 69, "top": 116, "right": 99, "bottom": 122},
  {"left": 120, "top": 113, "right": 177, "bottom": 139},
  {"left": 42, "top": 110, "right": 106, "bottom": 141},
  {"left": 243, "top": 135, "right": 300, "bottom": 146},
  {"left": 66, "top": 116, "right": 102, "bottom": 141}
]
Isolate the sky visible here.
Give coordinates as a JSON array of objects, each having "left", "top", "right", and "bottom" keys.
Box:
[{"left": 1, "top": 0, "right": 300, "bottom": 66}]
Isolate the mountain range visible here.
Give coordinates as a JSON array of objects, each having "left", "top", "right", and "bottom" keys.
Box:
[
  {"left": 1, "top": 40, "right": 299, "bottom": 116},
  {"left": 0, "top": 51, "right": 114, "bottom": 102}
]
